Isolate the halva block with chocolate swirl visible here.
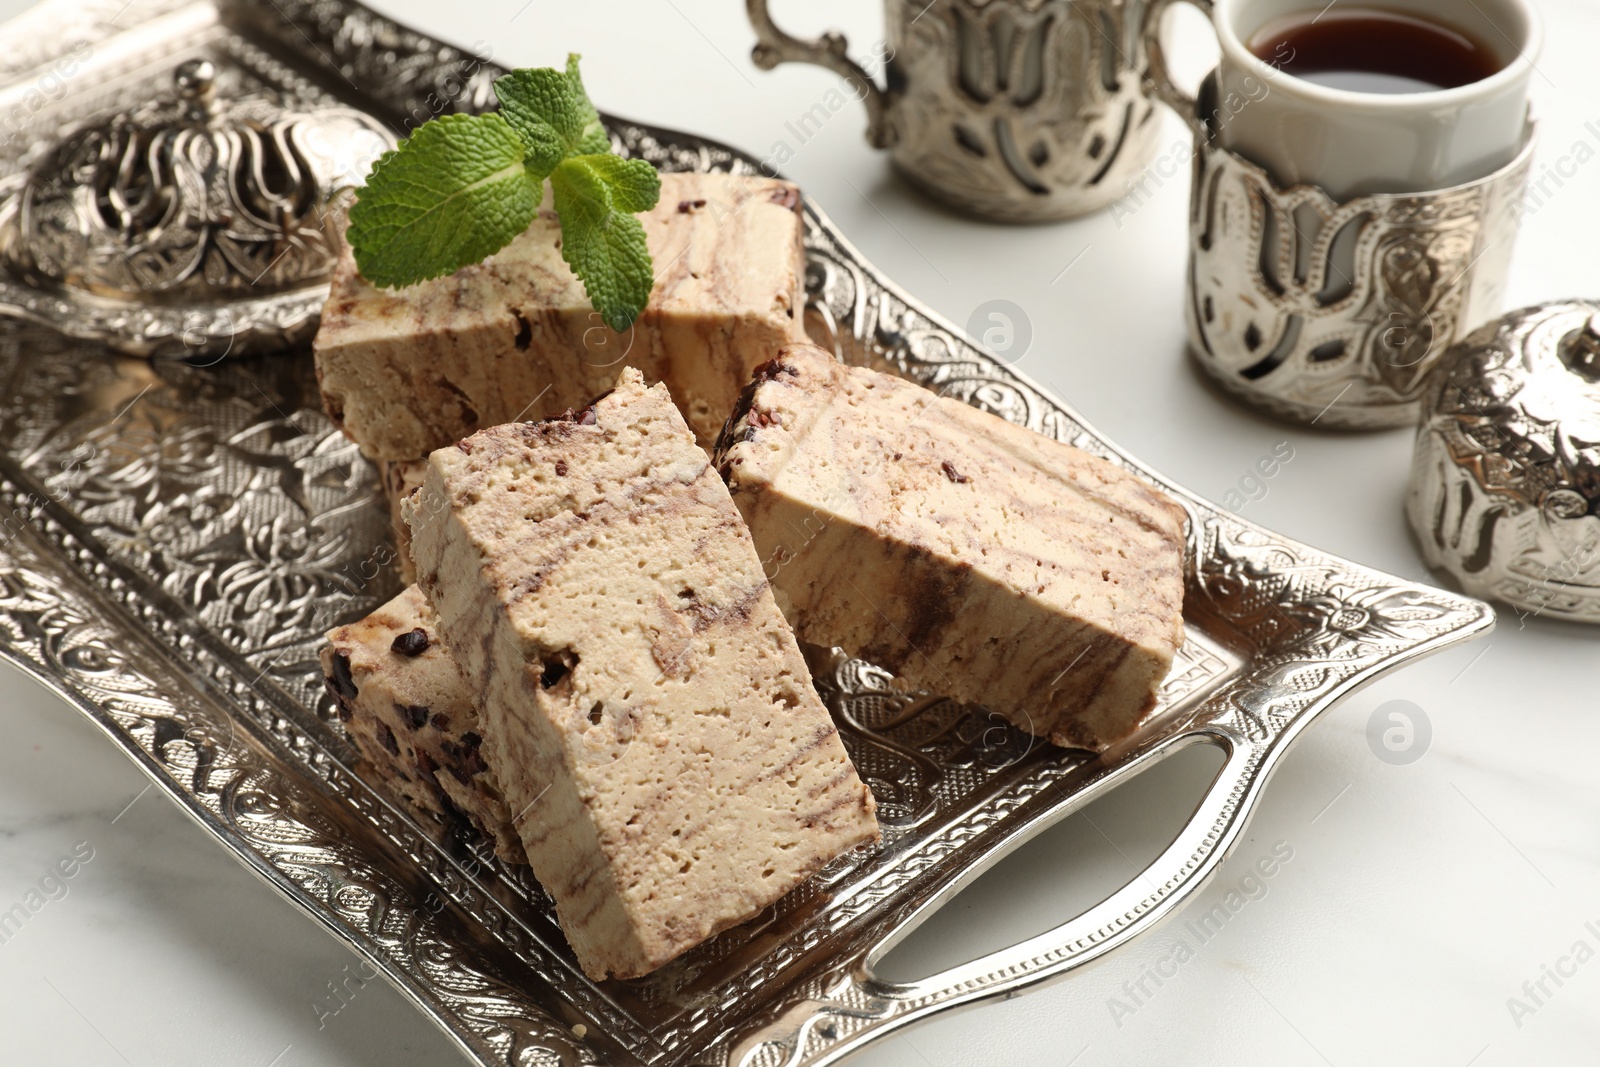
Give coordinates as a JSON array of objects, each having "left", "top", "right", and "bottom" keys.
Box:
[
  {"left": 715, "top": 343, "right": 1188, "bottom": 753},
  {"left": 321, "top": 585, "right": 524, "bottom": 863},
  {"left": 315, "top": 171, "right": 807, "bottom": 459},
  {"left": 403, "top": 368, "right": 878, "bottom": 980}
]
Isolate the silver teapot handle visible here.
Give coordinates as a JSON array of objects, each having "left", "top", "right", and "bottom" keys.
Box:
[{"left": 746, "top": 0, "right": 895, "bottom": 149}]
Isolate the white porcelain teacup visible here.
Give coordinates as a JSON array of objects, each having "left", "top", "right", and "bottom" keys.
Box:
[{"left": 1144, "top": 0, "right": 1541, "bottom": 199}]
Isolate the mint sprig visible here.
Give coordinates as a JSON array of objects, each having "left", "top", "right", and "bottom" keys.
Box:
[
  {"left": 347, "top": 54, "right": 660, "bottom": 333},
  {"left": 342, "top": 113, "right": 537, "bottom": 292},
  {"left": 496, "top": 55, "right": 611, "bottom": 162}
]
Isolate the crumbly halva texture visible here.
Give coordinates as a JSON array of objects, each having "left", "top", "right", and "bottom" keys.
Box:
[
  {"left": 316, "top": 171, "right": 807, "bottom": 460},
  {"left": 321, "top": 586, "right": 524, "bottom": 862},
  {"left": 403, "top": 369, "right": 878, "bottom": 980},
  {"left": 715, "top": 343, "right": 1189, "bottom": 753},
  {"left": 379, "top": 457, "right": 427, "bottom": 585}
]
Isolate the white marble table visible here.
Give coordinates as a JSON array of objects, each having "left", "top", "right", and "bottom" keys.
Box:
[{"left": 2, "top": 1, "right": 1596, "bottom": 1064}]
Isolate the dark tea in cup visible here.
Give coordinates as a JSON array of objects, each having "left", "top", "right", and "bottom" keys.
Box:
[
  {"left": 1249, "top": 6, "right": 1504, "bottom": 94},
  {"left": 1144, "top": 0, "right": 1537, "bottom": 196}
]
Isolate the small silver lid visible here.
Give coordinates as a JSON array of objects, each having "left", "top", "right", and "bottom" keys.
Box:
[
  {"left": 0, "top": 58, "right": 393, "bottom": 355},
  {"left": 1407, "top": 300, "right": 1600, "bottom": 623}
]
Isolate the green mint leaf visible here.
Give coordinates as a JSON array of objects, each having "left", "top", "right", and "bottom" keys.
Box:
[
  {"left": 564, "top": 54, "right": 612, "bottom": 156},
  {"left": 570, "top": 152, "right": 661, "bottom": 214},
  {"left": 347, "top": 112, "right": 540, "bottom": 289},
  {"left": 346, "top": 53, "right": 651, "bottom": 323},
  {"left": 495, "top": 53, "right": 608, "bottom": 176},
  {"left": 551, "top": 153, "right": 661, "bottom": 333}
]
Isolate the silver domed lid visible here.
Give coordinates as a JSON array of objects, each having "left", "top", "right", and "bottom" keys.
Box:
[
  {"left": 1407, "top": 300, "right": 1600, "bottom": 623},
  {"left": 0, "top": 58, "right": 394, "bottom": 355}
]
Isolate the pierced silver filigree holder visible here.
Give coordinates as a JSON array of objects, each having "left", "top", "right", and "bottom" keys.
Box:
[
  {"left": 1175, "top": 77, "right": 1534, "bottom": 429},
  {"left": 0, "top": 3, "right": 1494, "bottom": 1066},
  {"left": 0, "top": 52, "right": 393, "bottom": 357},
  {"left": 1408, "top": 300, "right": 1600, "bottom": 624},
  {"left": 746, "top": 0, "right": 1161, "bottom": 222}
]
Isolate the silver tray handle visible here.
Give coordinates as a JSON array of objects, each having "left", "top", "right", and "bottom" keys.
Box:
[
  {"left": 731, "top": 724, "right": 1264, "bottom": 1066},
  {"left": 745, "top": 0, "right": 895, "bottom": 149}
]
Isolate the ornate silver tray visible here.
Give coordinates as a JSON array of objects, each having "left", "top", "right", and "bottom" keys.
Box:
[{"left": 0, "top": 2, "right": 1494, "bottom": 1065}]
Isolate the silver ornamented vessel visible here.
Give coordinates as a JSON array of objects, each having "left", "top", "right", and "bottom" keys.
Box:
[
  {"left": 0, "top": 56, "right": 393, "bottom": 357},
  {"left": 1177, "top": 78, "right": 1533, "bottom": 429},
  {"left": 1408, "top": 301, "right": 1600, "bottom": 624},
  {"left": 747, "top": 0, "right": 1161, "bottom": 222}
]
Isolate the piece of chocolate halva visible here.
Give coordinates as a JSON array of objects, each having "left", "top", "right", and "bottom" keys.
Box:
[
  {"left": 316, "top": 171, "right": 806, "bottom": 459},
  {"left": 403, "top": 368, "right": 878, "bottom": 980},
  {"left": 322, "top": 586, "right": 523, "bottom": 862},
  {"left": 716, "top": 344, "right": 1188, "bottom": 753}
]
